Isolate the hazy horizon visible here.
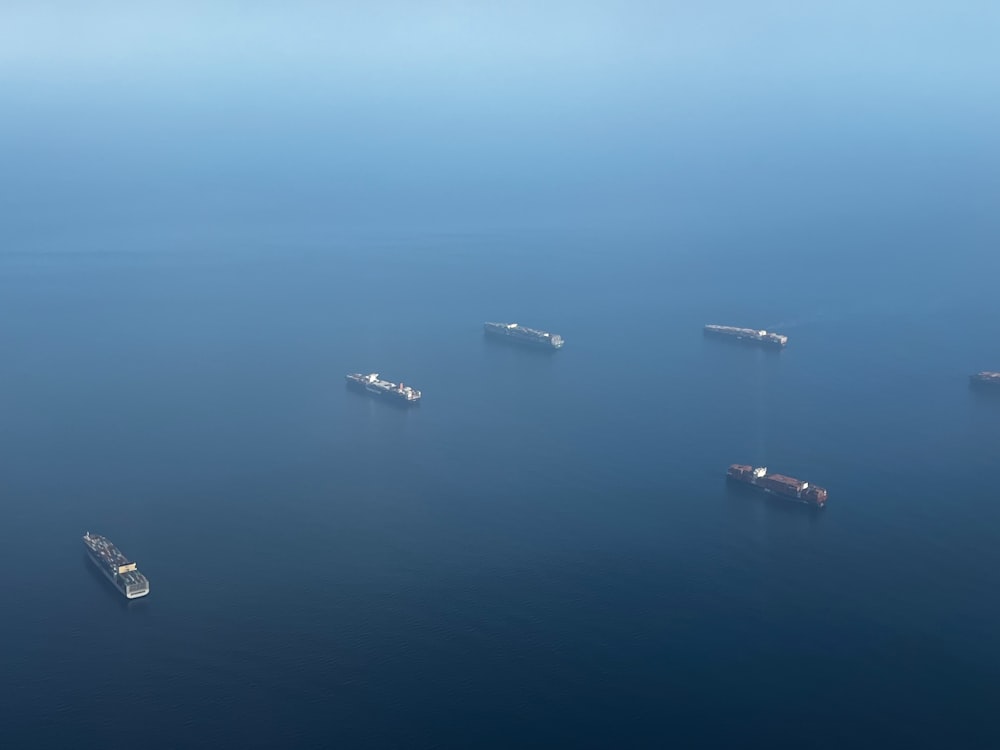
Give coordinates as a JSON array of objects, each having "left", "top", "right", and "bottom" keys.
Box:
[{"left": 3, "top": 2, "right": 999, "bottom": 238}]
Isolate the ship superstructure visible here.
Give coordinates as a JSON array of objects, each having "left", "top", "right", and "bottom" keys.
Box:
[
  {"left": 727, "top": 465, "right": 827, "bottom": 508},
  {"left": 83, "top": 532, "right": 150, "bottom": 598},
  {"left": 484, "top": 322, "right": 563, "bottom": 349},
  {"left": 704, "top": 324, "right": 787, "bottom": 348},
  {"left": 970, "top": 371, "right": 1000, "bottom": 388},
  {"left": 346, "top": 372, "right": 421, "bottom": 404}
]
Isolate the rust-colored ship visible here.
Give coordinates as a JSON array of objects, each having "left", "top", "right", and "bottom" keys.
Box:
[{"left": 727, "top": 465, "right": 827, "bottom": 508}]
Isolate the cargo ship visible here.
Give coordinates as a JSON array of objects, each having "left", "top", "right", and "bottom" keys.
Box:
[
  {"left": 346, "top": 372, "right": 421, "bottom": 404},
  {"left": 484, "top": 322, "right": 563, "bottom": 350},
  {"left": 83, "top": 532, "right": 150, "bottom": 599},
  {"left": 970, "top": 371, "right": 1000, "bottom": 388},
  {"left": 727, "top": 465, "right": 827, "bottom": 508},
  {"left": 704, "top": 324, "right": 787, "bottom": 348}
]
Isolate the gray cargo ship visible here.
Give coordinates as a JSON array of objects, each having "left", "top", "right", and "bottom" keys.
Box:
[
  {"left": 704, "top": 324, "right": 788, "bottom": 348},
  {"left": 484, "top": 322, "right": 563, "bottom": 349},
  {"left": 346, "top": 372, "right": 422, "bottom": 405},
  {"left": 83, "top": 532, "right": 150, "bottom": 599}
]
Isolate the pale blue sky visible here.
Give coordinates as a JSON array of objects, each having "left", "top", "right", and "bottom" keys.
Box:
[
  {"left": 2, "top": 2, "right": 997, "bottom": 235},
  {"left": 3, "top": 2, "right": 998, "bottom": 86}
]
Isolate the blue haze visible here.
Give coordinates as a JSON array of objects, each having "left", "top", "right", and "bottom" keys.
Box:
[{"left": 2, "top": 3, "right": 1000, "bottom": 748}]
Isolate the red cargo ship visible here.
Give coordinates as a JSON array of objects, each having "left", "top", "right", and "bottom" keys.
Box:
[{"left": 727, "top": 464, "right": 828, "bottom": 508}]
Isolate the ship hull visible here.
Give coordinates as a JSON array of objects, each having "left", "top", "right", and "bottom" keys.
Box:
[
  {"left": 726, "top": 475, "right": 826, "bottom": 509},
  {"left": 703, "top": 328, "right": 785, "bottom": 348},
  {"left": 345, "top": 377, "right": 420, "bottom": 406},
  {"left": 484, "top": 331, "right": 559, "bottom": 350},
  {"left": 970, "top": 376, "right": 1000, "bottom": 391},
  {"left": 483, "top": 326, "right": 562, "bottom": 350},
  {"left": 85, "top": 549, "right": 150, "bottom": 599}
]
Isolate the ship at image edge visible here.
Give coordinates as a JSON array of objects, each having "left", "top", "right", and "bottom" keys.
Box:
[
  {"left": 970, "top": 371, "right": 1000, "bottom": 388},
  {"left": 727, "top": 465, "right": 827, "bottom": 508},
  {"left": 484, "top": 321, "right": 563, "bottom": 349},
  {"left": 346, "top": 372, "right": 422, "bottom": 404},
  {"left": 704, "top": 324, "right": 787, "bottom": 347}
]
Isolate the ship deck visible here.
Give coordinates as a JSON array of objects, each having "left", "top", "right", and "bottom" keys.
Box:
[
  {"left": 84, "top": 535, "right": 133, "bottom": 566},
  {"left": 120, "top": 570, "right": 148, "bottom": 587},
  {"left": 486, "top": 322, "right": 552, "bottom": 338}
]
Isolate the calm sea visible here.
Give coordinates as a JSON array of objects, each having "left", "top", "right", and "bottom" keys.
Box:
[{"left": 1, "top": 219, "right": 999, "bottom": 748}]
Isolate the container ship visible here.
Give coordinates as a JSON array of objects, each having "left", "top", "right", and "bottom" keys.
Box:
[
  {"left": 346, "top": 372, "right": 421, "bottom": 405},
  {"left": 704, "top": 324, "right": 788, "bottom": 348},
  {"left": 83, "top": 532, "right": 150, "bottom": 599},
  {"left": 727, "top": 465, "right": 827, "bottom": 508},
  {"left": 970, "top": 371, "right": 1000, "bottom": 388},
  {"left": 484, "top": 322, "right": 564, "bottom": 350}
]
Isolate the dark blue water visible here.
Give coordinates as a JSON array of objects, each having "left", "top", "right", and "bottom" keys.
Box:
[{"left": 2, "top": 216, "right": 999, "bottom": 747}]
